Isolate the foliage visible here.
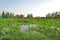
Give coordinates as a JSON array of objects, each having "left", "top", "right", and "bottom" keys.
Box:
[
  {"left": 46, "top": 12, "right": 60, "bottom": 18},
  {"left": 2, "top": 11, "right": 14, "bottom": 18},
  {"left": 0, "top": 18, "right": 60, "bottom": 40},
  {"left": 27, "top": 14, "right": 33, "bottom": 18},
  {"left": 2, "top": 11, "right": 5, "bottom": 18},
  {"left": 19, "top": 14, "right": 24, "bottom": 18},
  {"left": 34, "top": 16, "right": 40, "bottom": 18}
]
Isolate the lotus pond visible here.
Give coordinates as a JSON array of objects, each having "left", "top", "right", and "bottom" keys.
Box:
[{"left": 0, "top": 18, "right": 60, "bottom": 40}]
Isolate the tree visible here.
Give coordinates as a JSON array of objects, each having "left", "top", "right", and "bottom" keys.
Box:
[
  {"left": 9, "top": 13, "right": 14, "bottom": 18},
  {"left": 2, "top": 11, "right": 14, "bottom": 18},
  {"left": 57, "top": 15, "right": 60, "bottom": 18},
  {"left": 2, "top": 11, "right": 5, "bottom": 18},
  {"left": 51, "top": 13, "right": 55, "bottom": 18},
  {"left": 46, "top": 12, "right": 60, "bottom": 18},
  {"left": 19, "top": 14, "right": 24, "bottom": 18},
  {"left": 27, "top": 14, "right": 33, "bottom": 18},
  {"left": 5, "top": 12, "right": 10, "bottom": 18},
  {"left": 54, "top": 12, "right": 58, "bottom": 18},
  {"left": 46, "top": 13, "right": 51, "bottom": 18},
  {"left": 15, "top": 14, "right": 20, "bottom": 18}
]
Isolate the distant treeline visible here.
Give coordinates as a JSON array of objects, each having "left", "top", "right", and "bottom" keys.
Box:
[
  {"left": 1, "top": 11, "right": 60, "bottom": 18},
  {"left": 1, "top": 11, "right": 33, "bottom": 18},
  {"left": 46, "top": 12, "right": 60, "bottom": 18}
]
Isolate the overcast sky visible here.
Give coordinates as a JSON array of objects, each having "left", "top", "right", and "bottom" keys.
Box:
[{"left": 0, "top": 0, "right": 60, "bottom": 17}]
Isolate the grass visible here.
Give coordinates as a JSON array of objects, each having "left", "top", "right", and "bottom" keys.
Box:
[{"left": 0, "top": 18, "right": 60, "bottom": 40}]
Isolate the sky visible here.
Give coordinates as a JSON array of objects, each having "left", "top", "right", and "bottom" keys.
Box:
[{"left": 0, "top": 0, "right": 60, "bottom": 17}]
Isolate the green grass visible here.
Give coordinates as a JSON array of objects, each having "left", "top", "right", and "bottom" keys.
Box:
[{"left": 0, "top": 18, "right": 60, "bottom": 40}]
